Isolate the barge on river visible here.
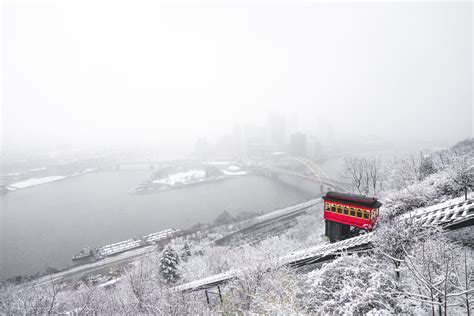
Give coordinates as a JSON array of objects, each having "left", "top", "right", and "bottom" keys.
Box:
[{"left": 71, "top": 228, "right": 182, "bottom": 261}]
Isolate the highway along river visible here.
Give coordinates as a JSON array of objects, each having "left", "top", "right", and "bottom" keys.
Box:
[{"left": 0, "top": 170, "right": 313, "bottom": 281}]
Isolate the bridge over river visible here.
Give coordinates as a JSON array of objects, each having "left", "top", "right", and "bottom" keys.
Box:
[{"left": 249, "top": 156, "right": 350, "bottom": 193}]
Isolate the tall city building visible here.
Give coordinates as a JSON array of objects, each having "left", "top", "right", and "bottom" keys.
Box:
[
  {"left": 290, "top": 132, "right": 307, "bottom": 157},
  {"left": 232, "top": 124, "right": 247, "bottom": 162},
  {"left": 267, "top": 113, "right": 286, "bottom": 144},
  {"left": 195, "top": 138, "right": 210, "bottom": 162}
]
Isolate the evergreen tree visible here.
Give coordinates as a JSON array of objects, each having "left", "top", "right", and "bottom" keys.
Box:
[{"left": 159, "top": 246, "right": 180, "bottom": 284}]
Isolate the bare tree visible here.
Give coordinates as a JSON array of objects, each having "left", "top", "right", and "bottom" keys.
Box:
[
  {"left": 450, "top": 156, "right": 473, "bottom": 200},
  {"left": 368, "top": 157, "right": 381, "bottom": 196},
  {"left": 401, "top": 237, "right": 474, "bottom": 315},
  {"left": 344, "top": 157, "right": 364, "bottom": 194},
  {"left": 0, "top": 278, "right": 63, "bottom": 314},
  {"left": 344, "top": 156, "right": 382, "bottom": 196}
]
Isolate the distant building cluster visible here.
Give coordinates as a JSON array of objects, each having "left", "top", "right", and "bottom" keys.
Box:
[{"left": 195, "top": 113, "right": 324, "bottom": 162}]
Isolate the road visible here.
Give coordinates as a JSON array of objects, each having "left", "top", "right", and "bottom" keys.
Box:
[{"left": 23, "top": 244, "right": 159, "bottom": 289}]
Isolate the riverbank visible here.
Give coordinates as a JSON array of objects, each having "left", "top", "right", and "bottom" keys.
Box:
[
  {"left": 129, "top": 165, "right": 249, "bottom": 195},
  {"left": 5, "top": 168, "right": 96, "bottom": 192},
  {"left": 128, "top": 173, "right": 248, "bottom": 194}
]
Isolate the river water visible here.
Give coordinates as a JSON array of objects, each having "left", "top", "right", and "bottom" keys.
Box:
[{"left": 0, "top": 171, "right": 313, "bottom": 280}]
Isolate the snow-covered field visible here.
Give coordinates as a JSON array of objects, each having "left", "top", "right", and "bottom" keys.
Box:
[
  {"left": 8, "top": 176, "right": 67, "bottom": 189},
  {"left": 223, "top": 165, "right": 247, "bottom": 176},
  {"left": 7, "top": 168, "right": 96, "bottom": 191},
  {"left": 152, "top": 166, "right": 247, "bottom": 187},
  {"left": 153, "top": 169, "right": 207, "bottom": 186},
  {"left": 222, "top": 170, "right": 247, "bottom": 175}
]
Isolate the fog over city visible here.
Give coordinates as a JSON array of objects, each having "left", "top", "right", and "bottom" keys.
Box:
[
  {"left": 3, "top": 1, "right": 472, "bottom": 154},
  {"left": 1, "top": 1, "right": 473, "bottom": 314}
]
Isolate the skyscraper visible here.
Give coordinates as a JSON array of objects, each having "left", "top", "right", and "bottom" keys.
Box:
[{"left": 290, "top": 133, "right": 307, "bottom": 157}]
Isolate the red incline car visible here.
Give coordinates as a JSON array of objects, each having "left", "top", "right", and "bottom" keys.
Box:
[{"left": 323, "top": 191, "right": 382, "bottom": 241}]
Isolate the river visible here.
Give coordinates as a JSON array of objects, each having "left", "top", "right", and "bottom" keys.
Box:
[{"left": 0, "top": 170, "right": 313, "bottom": 280}]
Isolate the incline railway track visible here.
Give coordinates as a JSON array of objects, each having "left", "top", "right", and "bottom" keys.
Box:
[{"left": 175, "top": 195, "right": 474, "bottom": 292}]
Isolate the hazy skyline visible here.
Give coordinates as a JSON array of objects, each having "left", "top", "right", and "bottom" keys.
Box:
[{"left": 2, "top": 1, "right": 472, "bottom": 154}]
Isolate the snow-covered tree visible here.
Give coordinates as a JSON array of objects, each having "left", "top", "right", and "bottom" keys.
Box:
[
  {"left": 373, "top": 218, "right": 432, "bottom": 279},
  {"left": 180, "top": 242, "right": 192, "bottom": 262},
  {"left": 448, "top": 155, "right": 473, "bottom": 200},
  {"left": 301, "top": 255, "right": 402, "bottom": 314},
  {"left": 419, "top": 154, "right": 437, "bottom": 180},
  {"left": 0, "top": 278, "right": 64, "bottom": 314},
  {"left": 401, "top": 237, "right": 473, "bottom": 315},
  {"left": 160, "top": 247, "right": 180, "bottom": 284},
  {"left": 249, "top": 267, "right": 304, "bottom": 313}
]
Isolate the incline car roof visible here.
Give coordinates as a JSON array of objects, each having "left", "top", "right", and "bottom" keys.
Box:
[{"left": 323, "top": 191, "right": 382, "bottom": 208}]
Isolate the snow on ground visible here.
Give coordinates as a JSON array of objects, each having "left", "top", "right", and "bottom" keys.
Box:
[
  {"left": 7, "top": 168, "right": 96, "bottom": 190},
  {"left": 28, "top": 167, "right": 48, "bottom": 172},
  {"left": 69, "top": 168, "right": 96, "bottom": 177},
  {"left": 222, "top": 165, "right": 247, "bottom": 176},
  {"left": 204, "top": 161, "right": 234, "bottom": 166},
  {"left": 98, "top": 277, "right": 121, "bottom": 288},
  {"left": 8, "top": 176, "right": 67, "bottom": 189},
  {"left": 153, "top": 169, "right": 206, "bottom": 186},
  {"left": 222, "top": 170, "right": 247, "bottom": 176}
]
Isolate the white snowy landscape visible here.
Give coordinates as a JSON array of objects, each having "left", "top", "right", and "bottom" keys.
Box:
[
  {"left": 1, "top": 139, "right": 472, "bottom": 314},
  {"left": 1, "top": 1, "right": 472, "bottom": 315}
]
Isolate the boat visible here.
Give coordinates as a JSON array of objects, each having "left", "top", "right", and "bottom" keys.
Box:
[
  {"left": 127, "top": 185, "right": 162, "bottom": 195},
  {"left": 72, "top": 247, "right": 92, "bottom": 260}
]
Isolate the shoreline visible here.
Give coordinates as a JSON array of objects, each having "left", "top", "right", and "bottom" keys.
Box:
[
  {"left": 5, "top": 169, "right": 97, "bottom": 193},
  {"left": 128, "top": 172, "right": 249, "bottom": 195}
]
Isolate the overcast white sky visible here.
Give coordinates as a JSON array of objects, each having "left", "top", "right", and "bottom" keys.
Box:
[{"left": 2, "top": 1, "right": 472, "bottom": 153}]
